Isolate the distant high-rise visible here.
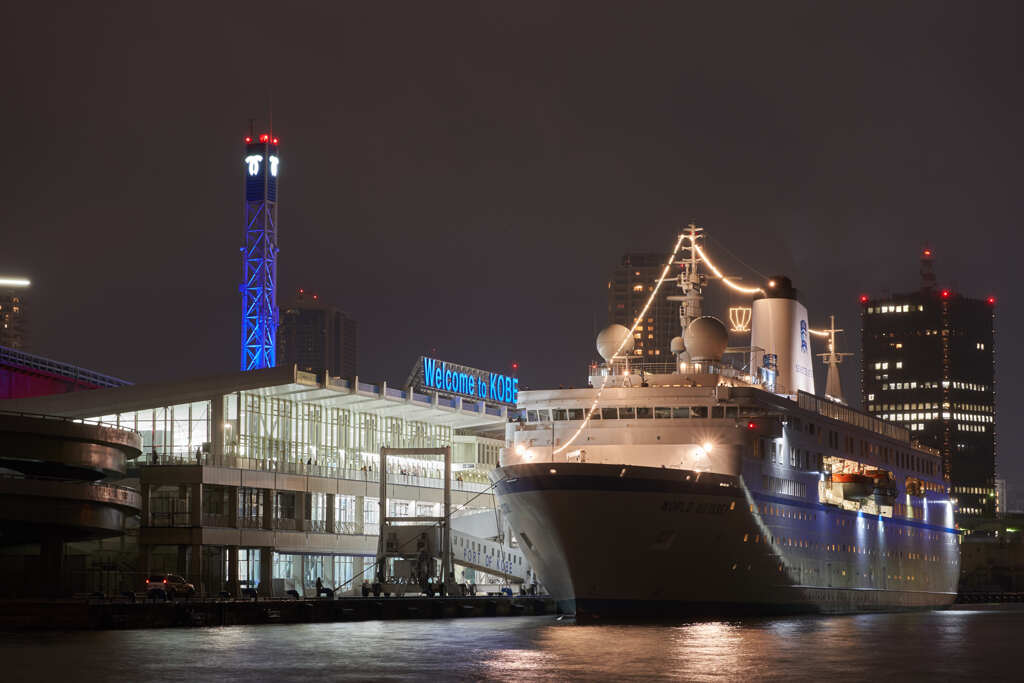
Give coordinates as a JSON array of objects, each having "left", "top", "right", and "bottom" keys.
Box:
[
  {"left": 607, "top": 254, "right": 678, "bottom": 358},
  {"left": 0, "top": 277, "right": 29, "bottom": 350},
  {"left": 861, "top": 249, "right": 996, "bottom": 518},
  {"left": 277, "top": 290, "right": 357, "bottom": 379}
]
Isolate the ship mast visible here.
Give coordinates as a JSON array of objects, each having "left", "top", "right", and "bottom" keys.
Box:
[
  {"left": 667, "top": 223, "right": 706, "bottom": 332},
  {"left": 816, "top": 314, "right": 853, "bottom": 404}
]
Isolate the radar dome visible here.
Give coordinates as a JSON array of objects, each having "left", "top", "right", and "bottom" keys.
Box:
[
  {"left": 596, "top": 324, "right": 634, "bottom": 362},
  {"left": 670, "top": 336, "right": 686, "bottom": 355},
  {"left": 683, "top": 316, "right": 728, "bottom": 362}
]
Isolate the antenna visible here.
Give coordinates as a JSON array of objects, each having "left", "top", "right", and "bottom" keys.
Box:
[
  {"left": 268, "top": 91, "right": 273, "bottom": 137},
  {"left": 666, "top": 222, "right": 705, "bottom": 331},
  {"left": 816, "top": 315, "right": 853, "bottom": 404}
]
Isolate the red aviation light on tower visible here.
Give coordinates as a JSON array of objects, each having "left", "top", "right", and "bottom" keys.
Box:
[
  {"left": 259, "top": 134, "right": 269, "bottom": 143},
  {"left": 941, "top": 289, "right": 951, "bottom": 299},
  {"left": 244, "top": 136, "right": 252, "bottom": 144},
  {"left": 987, "top": 296, "right": 996, "bottom": 305},
  {"left": 859, "top": 294, "right": 869, "bottom": 304},
  {"left": 272, "top": 137, "right": 279, "bottom": 145}
]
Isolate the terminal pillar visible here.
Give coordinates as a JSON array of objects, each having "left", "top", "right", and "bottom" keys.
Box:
[
  {"left": 326, "top": 493, "right": 336, "bottom": 534},
  {"left": 353, "top": 556, "right": 364, "bottom": 593},
  {"left": 212, "top": 394, "right": 225, "bottom": 464},
  {"left": 189, "top": 543, "right": 202, "bottom": 593},
  {"left": 228, "top": 546, "right": 240, "bottom": 597},
  {"left": 263, "top": 489, "right": 274, "bottom": 530},
  {"left": 355, "top": 495, "right": 365, "bottom": 534},
  {"left": 190, "top": 483, "right": 203, "bottom": 527},
  {"left": 259, "top": 547, "right": 273, "bottom": 597},
  {"left": 228, "top": 487, "right": 239, "bottom": 528},
  {"left": 140, "top": 483, "right": 152, "bottom": 527}
]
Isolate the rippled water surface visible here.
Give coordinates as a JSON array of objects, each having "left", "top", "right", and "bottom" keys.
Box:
[{"left": 3, "top": 606, "right": 1019, "bottom": 681}]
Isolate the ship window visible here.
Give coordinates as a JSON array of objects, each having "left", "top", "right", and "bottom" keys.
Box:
[
  {"left": 551, "top": 409, "right": 567, "bottom": 421},
  {"left": 601, "top": 408, "right": 618, "bottom": 420},
  {"left": 690, "top": 406, "right": 708, "bottom": 418},
  {"left": 636, "top": 407, "right": 653, "bottom": 419},
  {"left": 672, "top": 407, "right": 690, "bottom": 419},
  {"left": 618, "top": 407, "right": 636, "bottom": 419},
  {"left": 725, "top": 406, "right": 738, "bottom": 418},
  {"left": 567, "top": 408, "right": 584, "bottom": 421},
  {"left": 527, "top": 410, "right": 539, "bottom": 422},
  {"left": 655, "top": 407, "right": 672, "bottom": 419},
  {"left": 711, "top": 406, "right": 725, "bottom": 419}
]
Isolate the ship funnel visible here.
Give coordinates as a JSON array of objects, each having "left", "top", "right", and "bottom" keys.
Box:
[
  {"left": 750, "top": 275, "right": 816, "bottom": 396},
  {"left": 596, "top": 324, "right": 634, "bottom": 362}
]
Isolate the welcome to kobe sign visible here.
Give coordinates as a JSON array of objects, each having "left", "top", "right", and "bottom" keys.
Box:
[{"left": 410, "top": 357, "right": 519, "bottom": 406}]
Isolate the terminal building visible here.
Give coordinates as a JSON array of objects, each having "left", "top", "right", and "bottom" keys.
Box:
[
  {"left": 861, "top": 249, "right": 996, "bottom": 520},
  {"left": 0, "top": 363, "right": 517, "bottom": 597}
]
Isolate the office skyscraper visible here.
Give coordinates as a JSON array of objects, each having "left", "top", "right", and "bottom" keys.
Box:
[
  {"left": 277, "top": 290, "right": 357, "bottom": 379},
  {"left": 607, "top": 254, "right": 679, "bottom": 359},
  {"left": 861, "top": 249, "right": 996, "bottom": 518}
]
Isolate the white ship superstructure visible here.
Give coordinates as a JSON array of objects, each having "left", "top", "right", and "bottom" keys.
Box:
[{"left": 490, "top": 226, "right": 960, "bottom": 617}]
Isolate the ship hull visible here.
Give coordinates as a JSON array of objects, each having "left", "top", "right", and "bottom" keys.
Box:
[{"left": 493, "top": 462, "right": 958, "bottom": 618}]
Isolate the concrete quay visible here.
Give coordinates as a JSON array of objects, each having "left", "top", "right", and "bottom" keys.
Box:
[{"left": 0, "top": 595, "right": 558, "bottom": 631}]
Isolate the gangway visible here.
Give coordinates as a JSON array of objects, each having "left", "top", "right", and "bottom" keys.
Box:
[
  {"left": 375, "top": 447, "right": 455, "bottom": 596},
  {"left": 375, "top": 447, "right": 531, "bottom": 595}
]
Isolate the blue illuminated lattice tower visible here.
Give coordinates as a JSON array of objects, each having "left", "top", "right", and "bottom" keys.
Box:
[{"left": 240, "top": 129, "right": 281, "bottom": 370}]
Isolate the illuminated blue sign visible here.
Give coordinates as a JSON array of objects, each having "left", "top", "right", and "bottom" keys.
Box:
[{"left": 415, "top": 357, "right": 518, "bottom": 405}]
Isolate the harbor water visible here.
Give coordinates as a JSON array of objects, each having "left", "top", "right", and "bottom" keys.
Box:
[{"left": 2, "top": 605, "right": 1018, "bottom": 681}]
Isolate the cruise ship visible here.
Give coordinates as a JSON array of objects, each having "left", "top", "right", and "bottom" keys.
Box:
[{"left": 491, "top": 226, "right": 960, "bottom": 617}]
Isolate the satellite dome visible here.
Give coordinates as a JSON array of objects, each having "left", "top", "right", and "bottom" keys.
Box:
[
  {"left": 670, "top": 336, "right": 686, "bottom": 355},
  {"left": 683, "top": 316, "right": 728, "bottom": 362},
  {"left": 596, "top": 324, "right": 634, "bottom": 362}
]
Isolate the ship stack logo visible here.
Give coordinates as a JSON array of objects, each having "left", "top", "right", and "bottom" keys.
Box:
[
  {"left": 728, "top": 306, "right": 752, "bottom": 332},
  {"left": 800, "top": 319, "right": 808, "bottom": 352}
]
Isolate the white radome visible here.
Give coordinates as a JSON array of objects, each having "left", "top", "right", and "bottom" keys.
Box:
[
  {"left": 596, "top": 324, "right": 635, "bottom": 362},
  {"left": 683, "top": 316, "right": 728, "bottom": 362}
]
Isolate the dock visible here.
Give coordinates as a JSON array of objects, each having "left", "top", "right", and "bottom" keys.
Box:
[{"left": 0, "top": 595, "right": 558, "bottom": 631}]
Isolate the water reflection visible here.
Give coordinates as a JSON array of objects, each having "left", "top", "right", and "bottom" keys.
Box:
[{"left": 1, "top": 607, "right": 1019, "bottom": 682}]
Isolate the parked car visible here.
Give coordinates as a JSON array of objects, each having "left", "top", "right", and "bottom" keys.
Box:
[{"left": 145, "top": 573, "right": 196, "bottom": 599}]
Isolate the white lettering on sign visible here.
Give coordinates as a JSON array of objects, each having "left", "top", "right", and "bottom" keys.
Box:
[{"left": 269, "top": 155, "right": 279, "bottom": 177}]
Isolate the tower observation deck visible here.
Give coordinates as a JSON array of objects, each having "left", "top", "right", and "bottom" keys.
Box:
[{"left": 240, "top": 128, "right": 281, "bottom": 371}]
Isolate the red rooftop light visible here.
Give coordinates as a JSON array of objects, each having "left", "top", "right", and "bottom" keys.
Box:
[
  {"left": 244, "top": 136, "right": 252, "bottom": 144},
  {"left": 259, "top": 134, "right": 269, "bottom": 143},
  {"left": 859, "top": 295, "right": 869, "bottom": 304},
  {"left": 272, "top": 137, "right": 279, "bottom": 145},
  {"left": 987, "top": 296, "right": 996, "bottom": 305},
  {"left": 923, "top": 249, "right": 932, "bottom": 257},
  {"left": 941, "top": 289, "right": 951, "bottom": 299}
]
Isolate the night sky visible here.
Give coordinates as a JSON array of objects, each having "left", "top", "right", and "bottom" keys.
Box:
[{"left": 2, "top": 3, "right": 1021, "bottom": 490}]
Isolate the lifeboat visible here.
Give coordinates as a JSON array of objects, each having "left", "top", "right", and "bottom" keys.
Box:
[{"left": 832, "top": 472, "right": 874, "bottom": 500}]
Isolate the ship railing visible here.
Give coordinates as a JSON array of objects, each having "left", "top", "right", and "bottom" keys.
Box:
[{"left": 797, "top": 391, "right": 909, "bottom": 443}]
